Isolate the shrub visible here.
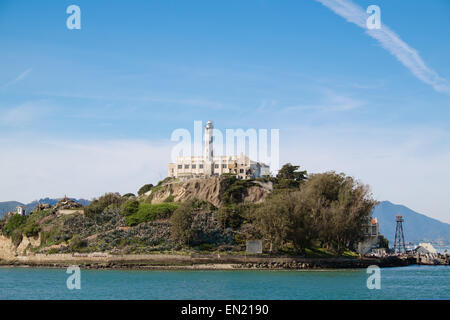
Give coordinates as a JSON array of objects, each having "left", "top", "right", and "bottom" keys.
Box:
[
  {"left": 3, "top": 214, "right": 27, "bottom": 237},
  {"left": 85, "top": 193, "right": 124, "bottom": 216},
  {"left": 137, "top": 184, "right": 153, "bottom": 196},
  {"left": 163, "top": 195, "right": 175, "bottom": 203},
  {"left": 125, "top": 203, "right": 179, "bottom": 226},
  {"left": 170, "top": 200, "right": 195, "bottom": 245},
  {"left": 198, "top": 243, "right": 214, "bottom": 251},
  {"left": 11, "top": 229, "right": 23, "bottom": 247},
  {"left": 216, "top": 204, "right": 248, "bottom": 229},
  {"left": 121, "top": 199, "right": 139, "bottom": 216},
  {"left": 23, "top": 222, "right": 41, "bottom": 237},
  {"left": 69, "top": 235, "right": 88, "bottom": 252},
  {"left": 220, "top": 176, "right": 251, "bottom": 204}
]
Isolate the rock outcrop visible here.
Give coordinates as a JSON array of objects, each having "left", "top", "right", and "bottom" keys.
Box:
[{"left": 146, "top": 177, "right": 272, "bottom": 207}]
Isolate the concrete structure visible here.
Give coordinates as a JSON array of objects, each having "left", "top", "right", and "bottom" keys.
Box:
[
  {"left": 357, "top": 217, "right": 384, "bottom": 255},
  {"left": 168, "top": 121, "right": 271, "bottom": 180}
]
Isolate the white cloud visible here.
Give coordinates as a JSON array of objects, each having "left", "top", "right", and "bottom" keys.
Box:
[
  {"left": 315, "top": 0, "right": 450, "bottom": 94},
  {"left": 0, "top": 101, "right": 52, "bottom": 127},
  {"left": 0, "top": 139, "right": 173, "bottom": 202},
  {"left": 1, "top": 68, "right": 32, "bottom": 90},
  {"left": 284, "top": 91, "right": 364, "bottom": 112},
  {"left": 281, "top": 125, "right": 450, "bottom": 224}
]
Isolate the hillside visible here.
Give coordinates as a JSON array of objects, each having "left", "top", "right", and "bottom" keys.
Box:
[
  {"left": 373, "top": 201, "right": 450, "bottom": 244},
  {"left": 144, "top": 176, "right": 272, "bottom": 207}
]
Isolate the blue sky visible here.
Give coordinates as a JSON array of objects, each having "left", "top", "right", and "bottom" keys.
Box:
[{"left": 1, "top": 0, "right": 450, "bottom": 223}]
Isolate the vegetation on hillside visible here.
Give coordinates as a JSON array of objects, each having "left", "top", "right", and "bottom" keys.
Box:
[{"left": 0, "top": 163, "right": 377, "bottom": 256}]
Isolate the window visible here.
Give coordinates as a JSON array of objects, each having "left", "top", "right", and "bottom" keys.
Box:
[
  {"left": 214, "top": 164, "right": 219, "bottom": 168},
  {"left": 199, "top": 164, "right": 204, "bottom": 169},
  {"left": 185, "top": 164, "right": 189, "bottom": 169},
  {"left": 192, "top": 164, "right": 196, "bottom": 169},
  {"left": 177, "top": 165, "right": 182, "bottom": 169},
  {"left": 222, "top": 164, "right": 227, "bottom": 168},
  {"left": 239, "top": 169, "right": 244, "bottom": 173}
]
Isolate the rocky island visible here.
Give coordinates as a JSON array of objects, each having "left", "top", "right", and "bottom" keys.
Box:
[{"left": 1, "top": 164, "right": 448, "bottom": 270}]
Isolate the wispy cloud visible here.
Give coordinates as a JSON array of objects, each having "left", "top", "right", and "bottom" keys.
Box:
[
  {"left": 0, "top": 101, "right": 52, "bottom": 127},
  {"left": 1, "top": 68, "right": 32, "bottom": 89},
  {"left": 315, "top": 0, "right": 450, "bottom": 94},
  {"left": 284, "top": 91, "right": 365, "bottom": 112}
]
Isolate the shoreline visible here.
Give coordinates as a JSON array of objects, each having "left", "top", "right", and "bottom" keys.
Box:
[{"left": 1, "top": 253, "right": 435, "bottom": 271}]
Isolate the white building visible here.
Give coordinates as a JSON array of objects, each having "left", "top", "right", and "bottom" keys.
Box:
[
  {"left": 16, "top": 205, "right": 27, "bottom": 216},
  {"left": 168, "top": 121, "right": 271, "bottom": 180}
]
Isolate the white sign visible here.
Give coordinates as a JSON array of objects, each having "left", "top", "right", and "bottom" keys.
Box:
[{"left": 246, "top": 240, "right": 263, "bottom": 254}]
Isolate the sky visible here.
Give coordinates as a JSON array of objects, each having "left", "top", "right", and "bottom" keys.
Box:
[{"left": 0, "top": 0, "right": 449, "bottom": 223}]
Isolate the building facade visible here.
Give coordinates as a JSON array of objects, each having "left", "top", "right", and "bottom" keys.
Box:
[
  {"left": 16, "top": 205, "right": 27, "bottom": 216},
  {"left": 168, "top": 121, "right": 271, "bottom": 180}
]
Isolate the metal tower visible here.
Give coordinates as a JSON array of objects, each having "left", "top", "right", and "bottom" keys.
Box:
[{"left": 393, "top": 214, "right": 407, "bottom": 254}]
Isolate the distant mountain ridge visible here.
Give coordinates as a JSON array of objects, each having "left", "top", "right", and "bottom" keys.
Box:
[
  {"left": 373, "top": 201, "right": 450, "bottom": 244},
  {"left": 0, "top": 198, "right": 90, "bottom": 218}
]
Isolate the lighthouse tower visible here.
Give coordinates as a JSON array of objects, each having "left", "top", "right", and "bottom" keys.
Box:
[{"left": 204, "top": 120, "right": 214, "bottom": 175}]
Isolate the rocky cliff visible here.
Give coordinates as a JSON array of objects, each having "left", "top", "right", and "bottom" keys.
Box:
[
  {"left": 145, "top": 177, "right": 273, "bottom": 207},
  {"left": 0, "top": 234, "right": 40, "bottom": 261}
]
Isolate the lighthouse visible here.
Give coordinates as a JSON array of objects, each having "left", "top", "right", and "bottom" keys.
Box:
[{"left": 204, "top": 120, "right": 214, "bottom": 175}]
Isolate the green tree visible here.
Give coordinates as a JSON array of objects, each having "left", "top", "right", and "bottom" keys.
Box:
[
  {"left": 84, "top": 192, "right": 124, "bottom": 217},
  {"left": 277, "top": 163, "right": 307, "bottom": 181},
  {"left": 3, "top": 214, "right": 27, "bottom": 237},
  {"left": 170, "top": 199, "right": 204, "bottom": 245},
  {"left": 250, "top": 192, "right": 295, "bottom": 253},
  {"left": 138, "top": 184, "right": 154, "bottom": 196},
  {"left": 298, "top": 172, "right": 377, "bottom": 254},
  {"left": 121, "top": 199, "right": 139, "bottom": 216},
  {"left": 275, "top": 163, "right": 307, "bottom": 190},
  {"left": 23, "top": 222, "right": 41, "bottom": 237},
  {"left": 216, "top": 204, "right": 248, "bottom": 229}
]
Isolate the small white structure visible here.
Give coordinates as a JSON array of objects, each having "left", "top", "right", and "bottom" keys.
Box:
[
  {"left": 415, "top": 243, "right": 437, "bottom": 255},
  {"left": 16, "top": 205, "right": 27, "bottom": 216}
]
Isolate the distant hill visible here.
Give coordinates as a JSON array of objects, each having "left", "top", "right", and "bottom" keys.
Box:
[
  {"left": 0, "top": 201, "right": 24, "bottom": 218},
  {"left": 0, "top": 198, "right": 90, "bottom": 218},
  {"left": 373, "top": 201, "right": 450, "bottom": 244}
]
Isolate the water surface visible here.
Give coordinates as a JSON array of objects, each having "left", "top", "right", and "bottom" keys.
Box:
[{"left": 0, "top": 265, "right": 448, "bottom": 299}]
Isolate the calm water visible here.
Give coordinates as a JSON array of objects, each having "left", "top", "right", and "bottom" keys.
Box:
[{"left": 0, "top": 265, "right": 448, "bottom": 300}]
